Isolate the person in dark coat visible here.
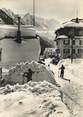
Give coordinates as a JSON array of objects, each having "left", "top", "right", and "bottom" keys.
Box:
[
  {"left": 59, "top": 65, "right": 65, "bottom": 79},
  {"left": 22, "top": 68, "right": 35, "bottom": 83},
  {"left": 0, "top": 78, "right": 5, "bottom": 86}
]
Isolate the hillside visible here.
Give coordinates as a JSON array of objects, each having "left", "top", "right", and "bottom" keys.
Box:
[{"left": 23, "top": 13, "right": 60, "bottom": 30}]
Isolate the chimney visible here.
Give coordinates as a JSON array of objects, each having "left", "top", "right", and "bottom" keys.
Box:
[{"left": 76, "top": 17, "right": 79, "bottom": 23}]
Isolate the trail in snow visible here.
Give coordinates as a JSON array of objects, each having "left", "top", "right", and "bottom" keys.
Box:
[{"left": 45, "top": 58, "right": 83, "bottom": 117}]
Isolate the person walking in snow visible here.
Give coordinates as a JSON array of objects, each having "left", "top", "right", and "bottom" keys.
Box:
[
  {"left": 22, "top": 68, "right": 35, "bottom": 83},
  {"left": 0, "top": 78, "right": 5, "bottom": 86},
  {"left": 59, "top": 64, "right": 65, "bottom": 79}
]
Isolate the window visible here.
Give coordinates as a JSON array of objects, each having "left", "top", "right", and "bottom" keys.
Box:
[
  {"left": 68, "top": 30, "right": 74, "bottom": 38},
  {"left": 72, "top": 49, "right": 75, "bottom": 54},
  {"left": 0, "top": 48, "right": 2, "bottom": 61},
  {"left": 79, "top": 31, "right": 83, "bottom": 36},
  {"left": 72, "top": 40, "right": 75, "bottom": 45},
  {"left": 63, "top": 39, "right": 70, "bottom": 45},
  {"left": 78, "top": 49, "right": 83, "bottom": 53},
  {"left": 79, "top": 40, "right": 83, "bottom": 45},
  {"left": 63, "top": 49, "right": 70, "bottom": 54},
  {"left": 78, "top": 49, "right": 80, "bottom": 54},
  {"left": 79, "top": 40, "right": 82, "bottom": 45},
  {"left": 56, "top": 49, "right": 60, "bottom": 53}
]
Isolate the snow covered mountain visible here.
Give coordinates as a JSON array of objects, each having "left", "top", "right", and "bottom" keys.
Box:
[
  {"left": 0, "top": 8, "right": 60, "bottom": 30},
  {"left": 0, "top": 8, "right": 25, "bottom": 24},
  {"left": 23, "top": 13, "right": 60, "bottom": 30}
]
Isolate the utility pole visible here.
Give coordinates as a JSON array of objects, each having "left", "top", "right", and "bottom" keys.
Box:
[
  {"left": 68, "top": 28, "right": 74, "bottom": 63},
  {"left": 16, "top": 16, "right": 21, "bottom": 43},
  {"left": 71, "top": 37, "right": 73, "bottom": 63},
  {"left": 71, "top": 28, "right": 74, "bottom": 63},
  {"left": 33, "top": 0, "right": 35, "bottom": 26}
]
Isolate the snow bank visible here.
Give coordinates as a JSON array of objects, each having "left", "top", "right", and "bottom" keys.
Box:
[
  {"left": 0, "top": 81, "right": 70, "bottom": 117},
  {"left": 0, "top": 81, "right": 58, "bottom": 95},
  {"left": 44, "top": 58, "right": 83, "bottom": 117},
  {"left": 3, "top": 61, "right": 56, "bottom": 85},
  {"left": 50, "top": 59, "right": 83, "bottom": 117}
]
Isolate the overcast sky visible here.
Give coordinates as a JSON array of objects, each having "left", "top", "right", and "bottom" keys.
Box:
[{"left": 0, "top": 0, "right": 82, "bottom": 22}]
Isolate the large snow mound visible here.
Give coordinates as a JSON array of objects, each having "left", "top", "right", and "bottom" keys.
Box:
[
  {"left": 0, "top": 81, "right": 70, "bottom": 117},
  {"left": 3, "top": 61, "right": 56, "bottom": 85}
]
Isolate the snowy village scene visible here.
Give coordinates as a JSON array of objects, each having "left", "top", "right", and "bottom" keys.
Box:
[{"left": 0, "top": 0, "right": 83, "bottom": 117}]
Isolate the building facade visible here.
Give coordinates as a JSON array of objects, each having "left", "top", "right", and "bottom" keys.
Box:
[{"left": 55, "top": 18, "right": 83, "bottom": 59}]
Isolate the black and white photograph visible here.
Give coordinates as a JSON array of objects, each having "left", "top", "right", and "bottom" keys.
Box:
[{"left": 0, "top": 0, "right": 83, "bottom": 117}]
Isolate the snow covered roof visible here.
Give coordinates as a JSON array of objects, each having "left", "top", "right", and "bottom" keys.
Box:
[
  {"left": 63, "top": 21, "right": 83, "bottom": 28},
  {"left": 0, "top": 25, "right": 37, "bottom": 38}
]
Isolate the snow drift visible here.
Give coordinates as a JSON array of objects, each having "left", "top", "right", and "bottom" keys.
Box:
[
  {"left": 3, "top": 61, "right": 56, "bottom": 85},
  {"left": 48, "top": 59, "right": 83, "bottom": 117},
  {"left": 0, "top": 81, "right": 70, "bottom": 117}
]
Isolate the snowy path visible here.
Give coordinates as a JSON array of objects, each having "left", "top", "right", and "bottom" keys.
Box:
[{"left": 45, "top": 59, "right": 83, "bottom": 117}]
